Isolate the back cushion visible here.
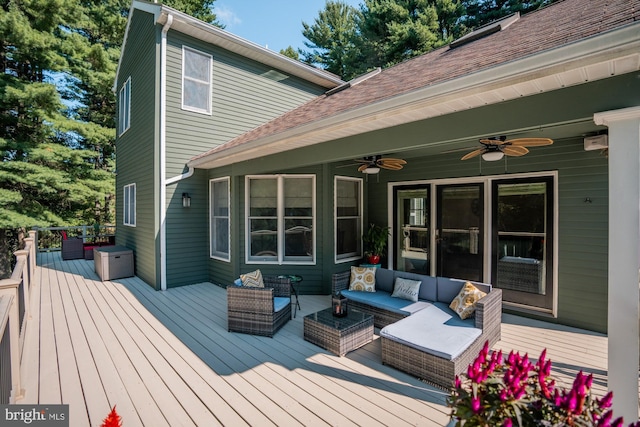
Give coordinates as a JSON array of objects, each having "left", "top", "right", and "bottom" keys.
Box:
[
  {"left": 436, "top": 277, "right": 492, "bottom": 303},
  {"left": 395, "top": 271, "right": 437, "bottom": 301},
  {"left": 375, "top": 268, "right": 395, "bottom": 293},
  {"left": 437, "top": 277, "right": 466, "bottom": 303}
]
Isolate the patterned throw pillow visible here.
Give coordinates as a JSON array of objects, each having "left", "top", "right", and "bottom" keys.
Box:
[
  {"left": 449, "top": 282, "right": 487, "bottom": 319},
  {"left": 349, "top": 266, "right": 376, "bottom": 292},
  {"left": 240, "top": 269, "right": 264, "bottom": 288},
  {"left": 391, "top": 277, "right": 422, "bottom": 302}
]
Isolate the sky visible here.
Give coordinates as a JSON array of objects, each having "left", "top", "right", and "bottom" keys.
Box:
[{"left": 214, "top": 0, "right": 362, "bottom": 54}]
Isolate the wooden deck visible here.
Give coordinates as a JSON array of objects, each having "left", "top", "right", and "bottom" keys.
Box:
[{"left": 20, "top": 252, "right": 613, "bottom": 426}]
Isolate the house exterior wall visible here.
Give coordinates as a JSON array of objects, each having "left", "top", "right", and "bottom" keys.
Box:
[
  {"left": 203, "top": 73, "right": 640, "bottom": 333},
  {"left": 115, "top": 10, "right": 161, "bottom": 288},
  {"left": 162, "top": 31, "right": 328, "bottom": 288}
]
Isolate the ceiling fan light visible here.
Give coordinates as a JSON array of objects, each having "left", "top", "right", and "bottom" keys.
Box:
[
  {"left": 482, "top": 151, "right": 504, "bottom": 161},
  {"left": 362, "top": 166, "right": 380, "bottom": 174}
]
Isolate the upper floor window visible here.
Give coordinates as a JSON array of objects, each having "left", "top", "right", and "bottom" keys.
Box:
[
  {"left": 246, "top": 175, "right": 315, "bottom": 264},
  {"left": 182, "top": 47, "right": 212, "bottom": 114},
  {"left": 118, "top": 77, "right": 131, "bottom": 136},
  {"left": 210, "top": 177, "right": 230, "bottom": 261},
  {"left": 123, "top": 183, "right": 136, "bottom": 227},
  {"left": 335, "top": 176, "right": 362, "bottom": 262}
]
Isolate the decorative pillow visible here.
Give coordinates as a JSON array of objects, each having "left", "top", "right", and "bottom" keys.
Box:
[
  {"left": 391, "top": 277, "right": 422, "bottom": 302},
  {"left": 349, "top": 266, "right": 376, "bottom": 292},
  {"left": 240, "top": 269, "right": 264, "bottom": 288},
  {"left": 449, "top": 282, "right": 487, "bottom": 320}
]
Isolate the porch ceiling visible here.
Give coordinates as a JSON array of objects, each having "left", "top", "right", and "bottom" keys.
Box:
[{"left": 189, "top": 25, "right": 640, "bottom": 171}]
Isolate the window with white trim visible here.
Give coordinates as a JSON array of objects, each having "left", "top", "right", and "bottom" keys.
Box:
[
  {"left": 123, "top": 183, "right": 136, "bottom": 227},
  {"left": 118, "top": 77, "right": 131, "bottom": 136},
  {"left": 335, "top": 176, "right": 362, "bottom": 262},
  {"left": 246, "top": 175, "right": 315, "bottom": 264},
  {"left": 210, "top": 177, "right": 230, "bottom": 261},
  {"left": 182, "top": 47, "right": 212, "bottom": 114}
]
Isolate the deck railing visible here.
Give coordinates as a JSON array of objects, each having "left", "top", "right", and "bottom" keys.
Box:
[
  {"left": 0, "top": 230, "right": 37, "bottom": 403},
  {"left": 33, "top": 225, "right": 116, "bottom": 252}
]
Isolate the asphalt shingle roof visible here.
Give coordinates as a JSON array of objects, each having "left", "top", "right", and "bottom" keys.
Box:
[{"left": 191, "top": 0, "right": 639, "bottom": 163}]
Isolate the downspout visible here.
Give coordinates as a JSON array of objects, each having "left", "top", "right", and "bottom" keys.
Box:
[{"left": 159, "top": 13, "right": 173, "bottom": 291}]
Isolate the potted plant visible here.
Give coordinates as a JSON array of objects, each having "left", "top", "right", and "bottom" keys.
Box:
[{"left": 362, "top": 223, "right": 390, "bottom": 264}]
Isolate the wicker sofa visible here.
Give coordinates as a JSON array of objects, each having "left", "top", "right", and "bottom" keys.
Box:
[
  {"left": 227, "top": 276, "right": 292, "bottom": 337},
  {"left": 332, "top": 268, "right": 502, "bottom": 389}
]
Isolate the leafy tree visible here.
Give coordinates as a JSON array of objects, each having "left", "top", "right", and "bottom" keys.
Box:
[
  {"left": 280, "top": 46, "right": 300, "bottom": 60},
  {"left": 356, "top": 0, "right": 441, "bottom": 71},
  {"left": 300, "top": 1, "right": 361, "bottom": 80}
]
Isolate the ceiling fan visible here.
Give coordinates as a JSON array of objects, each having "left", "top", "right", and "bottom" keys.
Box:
[
  {"left": 461, "top": 136, "right": 553, "bottom": 161},
  {"left": 353, "top": 155, "right": 407, "bottom": 174}
]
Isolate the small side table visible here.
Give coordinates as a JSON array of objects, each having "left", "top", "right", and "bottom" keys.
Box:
[{"left": 279, "top": 275, "right": 302, "bottom": 318}]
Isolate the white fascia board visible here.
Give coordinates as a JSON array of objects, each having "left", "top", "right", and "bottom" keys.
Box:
[{"left": 189, "top": 22, "right": 640, "bottom": 169}]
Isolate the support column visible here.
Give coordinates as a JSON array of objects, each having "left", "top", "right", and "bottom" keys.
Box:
[{"left": 594, "top": 106, "right": 640, "bottom": 423}]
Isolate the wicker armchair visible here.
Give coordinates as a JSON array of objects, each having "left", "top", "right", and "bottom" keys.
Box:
[{"left": 227, "top": 276, "right": 292, "bottom": 337}]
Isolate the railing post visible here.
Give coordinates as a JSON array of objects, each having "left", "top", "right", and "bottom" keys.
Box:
[
  {"left": 27, "top": 230, "right": 37, "bottom": 272},
  {"left": 13, "top": 251, "right": 29, "bottom": 321},
  {"left": 0, "top": 283, "right": 23, "bottom": 402}
]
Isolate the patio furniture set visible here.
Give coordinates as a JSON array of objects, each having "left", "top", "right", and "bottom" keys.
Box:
[
  {"left": 227, "top": 266, "right": 502, "bottom": 389},
  {"left": 61, "top": 232, "right": 116, "bottom": 261}
]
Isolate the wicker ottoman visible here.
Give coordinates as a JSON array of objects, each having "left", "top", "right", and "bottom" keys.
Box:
[{"left": 304, "top": 308, "right": 374, "bottom": 356}]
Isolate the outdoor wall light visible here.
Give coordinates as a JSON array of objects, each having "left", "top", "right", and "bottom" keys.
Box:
[
  {"left": 182, "top": 192, "right": 191, "bottom": 208},
  {"left": 481, "top": 151, "right": 505, "bottom": 161}
]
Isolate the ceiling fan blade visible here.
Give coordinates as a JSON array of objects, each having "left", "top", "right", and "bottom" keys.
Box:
[
  {"left": 461, "top": 148, "right": 485, "bottom": 160},
  {"left": 353, "top": 159, "right": 372, "bottom": 163},
  {"left": 378, "top": 157, "right": 407, "bottom": 165},
  {"left": 357, "top": 164, "right": 370, "bottom": 172},
  {"left": 508, "top": 137, "right": 553, "bottom": 147},
  {"left": 379, "top": 163, "right": 404, "bottom": 170},
  {"left": 503, "top": 146, "right": 529, "bottom": 156}
]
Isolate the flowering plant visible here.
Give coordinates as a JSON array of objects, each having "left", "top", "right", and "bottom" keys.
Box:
[{"left": 448, "top": 341, "right": 638, "bottom": 427}]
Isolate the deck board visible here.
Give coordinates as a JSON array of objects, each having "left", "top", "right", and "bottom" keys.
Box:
[{"left": 18, "top": 252, "right": 624, "bottom": 426}]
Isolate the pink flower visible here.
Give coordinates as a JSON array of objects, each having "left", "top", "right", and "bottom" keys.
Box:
[
  {"left": 503, "top": 419, "right": 513, "bottom": 427},
  {"left": 598, "top": 391, "right": 613, "bottom": 409},
  {"left": 471, "top": 396, "right": 481, "bottom": 413}
]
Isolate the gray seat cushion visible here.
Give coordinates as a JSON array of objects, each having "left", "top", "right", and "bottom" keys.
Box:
[{"left": 380, "top": 303, "right": 481, "bottom": 360}]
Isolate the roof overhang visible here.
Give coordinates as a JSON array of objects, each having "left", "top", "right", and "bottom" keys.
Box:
[
  {"left": 189, "top": 23, "right": 640, "bottom": 170},
  {"left": 113, "top": 1, "right": 344, "bottom": 93}
]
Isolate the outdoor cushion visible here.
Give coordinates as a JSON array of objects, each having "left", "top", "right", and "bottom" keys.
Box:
[
  {"left": 450, "top": 282, "right": 487, "bottom": 320},
  {"left": 436, "top": 277, "right": 466, "bottom": 303},
  {"left": 375, "top": 268, "right": 395, "bottom": 293},
  {"left": 241, "top": 269, "right": 264, "bottom": 288},
  {"left": 349, "top": 266, "right": 376, "bottom": 292},
  {"left": 391, "top": 277, "right": 421, "bottom": 302},
  {"left": 273, "top": 297, "right": 290, "bottom": 313},
  {"left": 233, "top": 278, "right": 242, "bottom": 286},
  {"left": 341, "top": 289, "right": 431, "bottom": 315},
  {"left": 395, "top": 271, "right": 437, "bottom": 301},
  {"left": 380, "top": 304, "right": 481, "bottom": 360}
]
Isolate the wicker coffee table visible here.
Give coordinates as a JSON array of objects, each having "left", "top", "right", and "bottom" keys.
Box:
[{"left": 303, "top": 308, "right": 374, "bottom": 356}]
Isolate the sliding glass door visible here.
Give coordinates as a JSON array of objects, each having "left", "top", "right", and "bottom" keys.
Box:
[
  {"left": 394, "top": 186, "right": 430, "bottom": 274},
  {"left": 436, "top": 184, "right": 484, "bottom": 281},
  {"left": 491, "top": 177, "right": 554, "bottom": 309}
]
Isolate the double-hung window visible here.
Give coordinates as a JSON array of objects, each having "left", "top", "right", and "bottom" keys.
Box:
[
  {"left": 246, "top": 175, "right": 315, "bottom": 264},
  {"left": 118, "top": 77, "right": 131, "bottom": 136},
  {"left": 123, "top": 183, "right": 136, "bottom": 227},
  {"left": 210, "top": 177, "right": 230, "bottom": 261},
  {"left": 335, "top": 177, "right": 362, "bottom": 262},
  {"left": 182, "top": 47, "right": 212, "bottom": 114}
]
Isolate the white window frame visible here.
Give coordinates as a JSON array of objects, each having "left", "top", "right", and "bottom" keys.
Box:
[
  {"left": 245, "top": 174, "right": 316, "bottom": 265},
  {"left": 118, "top": 77, "right": 131, "bottom": 136},
  {"left": 210, "top": 177, "right": 231, "bottom": 262},
  {"left": 335, "top": 176, "right": 363, "bottom": 263},
  {"left": 182, "top": 46, "right": 212, "bottom": 114},
  {"left": 123, "top": 183, "right": 136, "bottom": 227}
]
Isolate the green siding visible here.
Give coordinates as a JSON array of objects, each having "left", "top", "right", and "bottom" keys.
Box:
[
  {"left": 115, "top": 10, "right": 160, "bottom": 289},
  {"left": 162, "top": 31, "right": 327, "bottom": 288},
  {"left": 163, "top": 31, "right": 326, "bottom": 178}
]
